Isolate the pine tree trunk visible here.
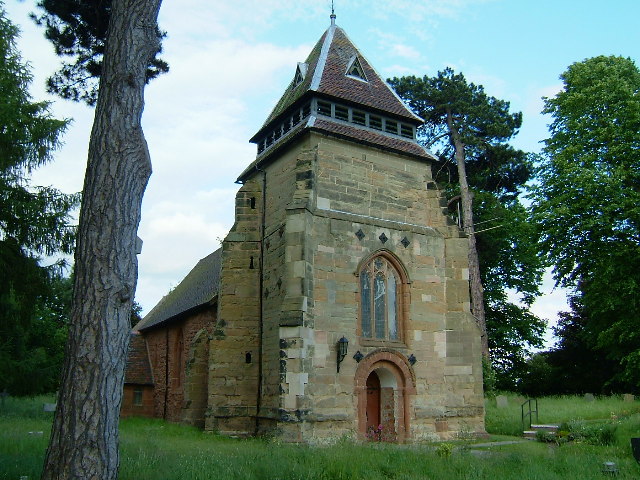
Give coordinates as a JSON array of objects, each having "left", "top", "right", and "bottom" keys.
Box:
[
  {"left": 446, "top": 111, "right": 489, "bottom": 358},
  {"left": 41, "top": 1, "right": 162, "bottom": 478}
]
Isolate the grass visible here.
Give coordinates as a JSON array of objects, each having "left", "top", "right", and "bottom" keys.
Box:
[
  {"left": 1, "top": 394, "right": 640, "bottom": 479},
  {"left": 484, "top": 392, "right": 640, "bottom": 436}
]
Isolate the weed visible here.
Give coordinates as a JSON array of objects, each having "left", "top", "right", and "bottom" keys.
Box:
[{"left": 435, "top": 442, "right": 455, "bottom": 457}]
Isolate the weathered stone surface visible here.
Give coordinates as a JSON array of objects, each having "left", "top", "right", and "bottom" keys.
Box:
[{"left": 132, "top": 86, "right": 483, "bottom": 444}]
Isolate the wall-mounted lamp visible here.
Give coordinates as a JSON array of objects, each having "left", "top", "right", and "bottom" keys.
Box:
[
  {"left": 337, "top": 336, "right": 349, "bottom": 372},
  {"left": 353, "top": 351, "right": 364, "bottom": 363},
  {"left": 408, "top": 354, "right": 417, "bottom": 366}
]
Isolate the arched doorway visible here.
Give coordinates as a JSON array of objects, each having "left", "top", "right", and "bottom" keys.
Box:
[
  {"left": 365, "top": 368, "right": 399, "bottom": 441},
  {"left": 356, "top": 351, "right": 416, "bottom": 442}
]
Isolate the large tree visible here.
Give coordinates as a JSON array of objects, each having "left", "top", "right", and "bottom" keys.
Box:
[
  {"left": 41, "top": 0, "right": 163, "bottom": 477},
  {"left": 31, "top": 0, "right": 168, "bottom": 105},
  {"left": 390, "top": 70, "right": 545, "bottom": 367},
  {"left": 0, "top": 3, "right": 77, "bottom": 395},
  {"left": 530, "top": 55, "right": 640, "bottom": 391}
]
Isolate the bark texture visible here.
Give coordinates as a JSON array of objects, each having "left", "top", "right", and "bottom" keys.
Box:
[
  {"left": 447, "top": 111, "right": 489, "bottom": 358},
  {"left": 41, "top": 0, "right": 162, "bottom": 478}
]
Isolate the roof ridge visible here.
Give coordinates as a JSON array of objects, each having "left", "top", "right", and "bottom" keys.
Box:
[{"left": 310, "top": 25, "right": 335, "bottom": 91}]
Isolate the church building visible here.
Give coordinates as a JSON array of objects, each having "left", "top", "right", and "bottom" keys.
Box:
[{"left": 125, "top": 15, "right": 485, "bottom": 443}]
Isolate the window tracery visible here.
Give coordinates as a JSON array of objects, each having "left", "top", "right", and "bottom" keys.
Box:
[{"left": 360, "top": 254, "right": 403, "bottom": 341}]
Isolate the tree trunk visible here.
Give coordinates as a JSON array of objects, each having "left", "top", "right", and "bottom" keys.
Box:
[
  {"left": 446, "top": 111, "right": 489, "bottom": 358},
  {"left": 41, "top": 1, "right": 162, "bottom": 478}
]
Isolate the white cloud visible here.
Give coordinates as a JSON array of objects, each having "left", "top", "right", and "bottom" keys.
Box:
[
  {"left": 391, "top": 43, "right": 421, "bottom": 60},
  {"left": 3, "top": 0, "right": 568, "bottom": 324}
]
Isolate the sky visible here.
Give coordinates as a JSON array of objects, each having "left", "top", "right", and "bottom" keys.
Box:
[{"left": 5, "top": 0, "right": 640, "bottom": 344}]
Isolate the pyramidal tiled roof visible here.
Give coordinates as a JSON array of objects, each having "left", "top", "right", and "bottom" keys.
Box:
[
  {"left": 135, "top": 249, "right": 222, "bottom": 332},
  {"left": 240, "top": 20, "right": 436, "bottom": 181},
  {"left": 255, "top": 21, "right": 422, "bottom": 136}
]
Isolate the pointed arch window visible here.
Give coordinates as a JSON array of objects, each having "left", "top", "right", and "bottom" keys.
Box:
[
  {"left": 359, "top": 254, "right": 405, "bottom": 341},
  {"left": 346, "top": 56, "right": 367, "bottom": 81}
]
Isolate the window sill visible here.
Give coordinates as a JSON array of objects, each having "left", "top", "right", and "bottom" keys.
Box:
[{"left": 358, "top": 338, "right": 407, "bottom": 349}]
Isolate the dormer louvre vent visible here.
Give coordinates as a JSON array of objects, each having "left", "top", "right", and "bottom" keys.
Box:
[
  {"left": 293, "top": 62, "right": 308, "bottom": 87},
  {"left": 345, "top": 56, "right": 367, "bottom": 81}
]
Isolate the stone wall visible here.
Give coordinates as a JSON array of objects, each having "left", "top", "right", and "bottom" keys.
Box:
[
  {"left": 272, "top": 133, "right": 484, "bottom": 442},
  {"left": 208, "top": 131, "right": 484, "bottom": 442},
  {"left": 143, "top": 307, "right": 215, "bottom": 423},
  {"left": 206, "top": 179, "right": 263, "bottom": 436}
]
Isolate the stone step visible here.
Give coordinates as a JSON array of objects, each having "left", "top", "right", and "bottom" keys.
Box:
[
  {"left": 523, "top": 424, "right": 559, "bottom": 440},
  {"left": 531, "top": 424, "right": 559, "bottom": 432}
]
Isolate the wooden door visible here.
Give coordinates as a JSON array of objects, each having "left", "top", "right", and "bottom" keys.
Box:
[{"left": 366, "top": 371, "right": 381, "bottom": 435}]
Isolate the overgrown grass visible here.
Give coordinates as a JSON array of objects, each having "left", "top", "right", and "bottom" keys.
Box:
[
  {"left": 2, "top": 395, "right": 640, "bottom": 479},
  {"left": 485, "top": 392, "right": 640, "bottom": 436}
]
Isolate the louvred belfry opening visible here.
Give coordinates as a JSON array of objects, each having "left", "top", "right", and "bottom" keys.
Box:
[{"left": 346, "top": 56, "right": 367, "bottom": 81}]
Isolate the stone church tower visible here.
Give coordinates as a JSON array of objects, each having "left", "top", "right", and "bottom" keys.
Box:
[
  {"left": 205, "top": 16, "right": 484, "bottom": 442},
  {"left": 127, "top": 16, "right": 485, "bottom": 443}
]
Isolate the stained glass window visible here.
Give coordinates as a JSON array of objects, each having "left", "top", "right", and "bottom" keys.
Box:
[
  {"left": 359, "top": 255, "right": 402, "bottom": 341},
  {"left": 361, "top": 270, "right": 371, "bottom": 338}
]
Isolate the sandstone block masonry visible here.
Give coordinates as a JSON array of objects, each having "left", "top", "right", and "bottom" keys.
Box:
[{"left": 207, "top": 131, "right": 485, "bottom": 442}]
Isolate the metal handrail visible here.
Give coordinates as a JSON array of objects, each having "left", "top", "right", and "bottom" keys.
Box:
[{"left": 521, "top": 398, "right": 538, "bottom": 431}]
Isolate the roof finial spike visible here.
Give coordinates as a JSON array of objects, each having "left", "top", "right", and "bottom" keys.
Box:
[{"left": 330, "top": 0, "right": 336, "bottom": 26}]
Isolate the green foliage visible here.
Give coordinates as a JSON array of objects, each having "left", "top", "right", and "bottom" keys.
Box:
[
  {"left": 3, "top": 396, "right": 640, "bottom": 479},
  {"left": 390, "top": 70, "right": 545, "bottom": 382},
  {"left": 130, "top": 300, "right": 143, "bottom": 328},
  {"left": 31, "top": 0, "right": 169, "bottom": 105},
  {"left": 530, "top": 56, "right": 640, "bottom": 391},
  {"left": 561, "top": 420, "right": 618, "bottom": 446},
  {"left": 482, "top": 356, "right": 497, "bottom": 397},
  {"left": 435, "top": 442, "right": 454, "bottom": 457},
  {"left": 0, "top": 4, "right": 76, "bottom": 395},
  {"left": 484, "top": 392, "right": 640, "bottom": 437}
]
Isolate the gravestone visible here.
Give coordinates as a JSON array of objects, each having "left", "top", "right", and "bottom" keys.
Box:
[
  {"left": 631, "top": 437, "right": 640, "bottom": 464},
  {"left": 43, "top": 403, "right": 57, "bottom": 412},
  {"left": 584, "top": 393, "right": 595, "bottom": 402},
  {"left": 623, "top": 394, "right": 635, "bottom": 403},
  {"left": 496, "top": 395, "right": 509, "bottom": 408}
]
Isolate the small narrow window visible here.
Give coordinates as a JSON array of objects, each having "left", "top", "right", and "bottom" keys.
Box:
[
  {"left": 352, "top": 110, "right": 366, "bottom": 126},
  {"left": 302, "top": 102, "right": 311, "bottom": 118},
  {"left": 335, "top": 105, "right": 348, "bottom": 121},
  {"left": 369, "top": 115, "right": 382, "bottom": 131},
  {"left": 384, "top": 119, "right": 398, "bottom": 135},
  {"left": 400, "top": 124, "right": 413, "bottom": 139},
  {"left": 245, "top": 352, "right": 252, "bottom": 364},
  {"left": 317, "top": 100, "right": 332, "bottom": 116},
  {"left": 250, "top": 197, "right": 256, "bottom": 209},
  {"left": 133, "top": 389, "right": 143, "bottom": 406}
]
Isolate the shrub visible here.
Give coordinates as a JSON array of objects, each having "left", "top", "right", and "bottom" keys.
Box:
[{"left": 435, "top": 443, "right": 454, "bottom": 458}]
